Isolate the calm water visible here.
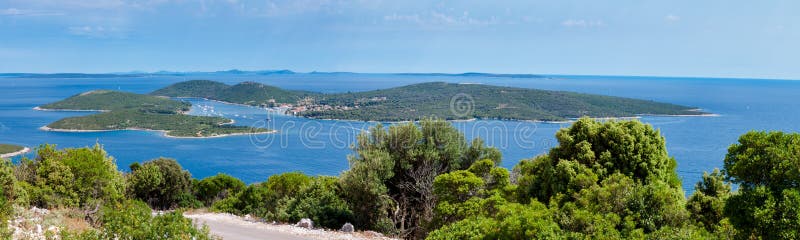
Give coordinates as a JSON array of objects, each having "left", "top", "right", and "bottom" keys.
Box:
[{"left": 1, "top": 73, "right": 799, "bottom": 194}]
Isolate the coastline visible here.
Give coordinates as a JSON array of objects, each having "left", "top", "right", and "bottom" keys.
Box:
[
  {"left": 40, "top": 125, "right": 276, "bottom": 139},
  {"left": 196, "top": 96, "right": 720, "bottom": 124},
  {"left": 33, "top": 106, "right": 109, "bottom": 112},
  {"left": 163, "top": 130, "right": 277, "bottom": 139},
  {"left": 1, "top": 147, "right": 31, "bottom": 158},
  {"left": 173, "top": 96, "right": 718, "bottom": 124},
  {"left": 636, "top": 113, "right": 721, "bottom": 117}
]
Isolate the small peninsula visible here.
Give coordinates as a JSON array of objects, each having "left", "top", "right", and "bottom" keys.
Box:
[
  {"left": 37, "top": 90, "right": 272, "bottom": 138},
  {"left": 0, "top": 144, "right": 29, "bottom": 158},
  {"left": 152, "top": 80, "right": 707, "bottom": 122}
]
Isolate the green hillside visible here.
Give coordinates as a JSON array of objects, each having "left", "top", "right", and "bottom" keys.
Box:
[
  {"left": 0, "top": 144, "right": 24, "bottom": 155},
  {"left": 39, "top": 90, "right": 190, "bottom": 114},
  {"left": 39, "top": 90, "right": 271, "bottom": 137},
  {"left": 151, "top": 80, "right": 706, "bottom": 122},
  {"left": 305, "top": 82, "right": 704, "bottom": 121},
  {"left": 47, "top": 110, "right": 266, "bottom": 138},
  {"left": 151, "top": 80, "right": 317, "bottom": 107}
]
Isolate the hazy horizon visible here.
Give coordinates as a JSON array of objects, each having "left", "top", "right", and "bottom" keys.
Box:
[
  {"left": 3, "top": 69, "right": 799, "bottom": 82},
  {"left": 2, "top": 1, "right": 798, "bottom": 79}
]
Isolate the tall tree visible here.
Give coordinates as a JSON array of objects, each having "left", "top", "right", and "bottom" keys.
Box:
[
  {"left": 340, "top": 119, "right": 500, "bottom": 238},
  {"left": 723, "top": 131, "right": 800, "bottom": 239}
]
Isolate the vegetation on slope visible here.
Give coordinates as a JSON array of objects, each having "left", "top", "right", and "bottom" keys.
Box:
[
  {"left": 151, "top": 80, "right": 317, "bottom": 107},
  {"left": 47, "top": 109, "right": 267, "bottom": 137},
  {"left": 2, "top": 119, "right": 799, "bottom": 239},
  {"left": 305, "top": 82, "right": 704, "bottom": 121},
  {"left": 0, "top": 144, "right": 24, "bottom": 155},
  {"left": 39, "top": 90, "right": 270, "bottom": 137},
  {"left": 1, "top": 144, "right": 212, "bottom": 239},
  {"left": 39, "top": 90, "right": 190, "bottom": 113},
  {"left": 151, "top": 80, "right": 705, "bottom": 121},
  {"left": 204, "top": 119, "right": 799, "bottom": 239}
]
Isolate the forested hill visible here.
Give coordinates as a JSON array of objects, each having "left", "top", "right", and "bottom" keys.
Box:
[
  {"left": 150, "top": 80, "right": 317, "bottom": 107},
  {"left": 305, "top": 82, "right": 704, "bottom": 121},
  {"left": 151, "top": 80, "right": 706, "bottom": 121},
  {"left": 37, "top": 90, "right": 270, "bottom": 137},
  {"left": 39, "top": 90, "right": 190, "bottom": 113}
]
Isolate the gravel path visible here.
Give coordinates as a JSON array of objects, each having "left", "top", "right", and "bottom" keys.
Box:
[{"left": 185, "top": 213, "right": 396, "bottom": 240}]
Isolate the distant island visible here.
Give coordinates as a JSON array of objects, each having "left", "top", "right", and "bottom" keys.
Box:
[
  {"left": 152, "top": 80, "right": 707, "bottom": 122},
  {"left": 0, "top": 144, "right": 29, "bottom": 158},
  {"left": 37, "top": 90, "right": 272, "bottom": 138}
]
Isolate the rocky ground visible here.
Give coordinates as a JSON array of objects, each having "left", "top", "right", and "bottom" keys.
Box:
[{"left": 7, "top": 206, "right": 91, "bottom": 240}]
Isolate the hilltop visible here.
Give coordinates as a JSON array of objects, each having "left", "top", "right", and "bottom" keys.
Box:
[
  {"left": 152, "top": 80, "right": 706, "bottom": 121},
  {"left": 37, "top": 90, "right": 272, "bottom": 138},
  {"left": 39, "top": 90, "right": 190, "bottom": 113},
  {"left": 151, "top": 80, "right": 317, "bottom": 107}
]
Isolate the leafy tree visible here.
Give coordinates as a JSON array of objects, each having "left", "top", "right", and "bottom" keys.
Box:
[
  {"left": 195, "top": 173, "right": 245, "bottom": 206},
  {"left": 517, "top": 118, "right": 681, "bottom": 204},
  {"left": 127, "top": 163, "right": 163, "bottom": 206},
  {"left": 431, "top": 159, "right": 513, "bottom": 229},
  {"left": 723, "top": 131, "right": 800, "bottom": 239},
  {"left": 127, "top": 158, "right": 194, "bottom": 209},
  {"left": 340, "top": 119, "right": 500, "bottom": 238},
  {"left": 570, "top": 173, "right": 688, "bottom": 234},
  {"left": 686, "top": 169, "right": 731, "bottom": 231}
]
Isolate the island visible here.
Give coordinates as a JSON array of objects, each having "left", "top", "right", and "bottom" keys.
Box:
[
  {"left": 0, "top": 144, "right": 29, "bottom": 158},
  {"left": 152, "top": 80, "right": 708, "bottom": 122},
  {"left": 37, "top": 90, "right": 273, "bottom": 138}
]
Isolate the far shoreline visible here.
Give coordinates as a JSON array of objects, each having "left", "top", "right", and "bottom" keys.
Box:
[
  {"left": 39, "top": 126, "right": 277, "bottom": 139},
  {"left": 181, "top": 97, "right": 717, "bottom": 124}
]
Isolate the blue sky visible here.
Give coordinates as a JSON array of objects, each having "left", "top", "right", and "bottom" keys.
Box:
[{"left": 0, "top": 0, "right": 798, "bottom": 79}]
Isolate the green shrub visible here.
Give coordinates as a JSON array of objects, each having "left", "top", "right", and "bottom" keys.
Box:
[
  {"left": 195, "top": 173, "right": 245, "bottom": 206},
  {"left": 18, "top": 144, "right": 124, "bottom": 209},
  {"left": 0, "top": 158, "right": 16, "bottom": 238},
  {"left": 275, "top": 176, "right": 353, "bottom": 229},
  {"left": 127, "top": 158, "right": 195, "bottom": 209},
  {"left": 100, "top": 199, "right": 212, "bottom": 239},
  {"left": 211, "top": 172, "right": 312, "bottom": 219},
  {"left": 686, "top": 169, "right": 731, "bottom": 231}
]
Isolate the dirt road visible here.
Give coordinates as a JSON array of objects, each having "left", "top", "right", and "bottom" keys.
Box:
[{"left": 185, "top": 213, "right": 395, "bottom": 240}]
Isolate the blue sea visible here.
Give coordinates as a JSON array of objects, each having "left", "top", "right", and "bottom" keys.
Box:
[{"left": 2, "top": 73, "right": 799, "bottom": 194}]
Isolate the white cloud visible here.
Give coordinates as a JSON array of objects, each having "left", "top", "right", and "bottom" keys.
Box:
[
  {"left": 68, "top": 26, "right": 126, "bottom": 39},
  {"left": 0, "top": 8, "right": 63, "bottom": 16},
  {"left": 665, "top": 14, "right": 680, "bottom": 22},
  {"left": 384, "top": 11, "right": 498, "bottom": 27},
  {"left": 561, "top": 19, "right": 605, "bottom": 28},
  {"left": 384, "top": 13, "right": 423, "bottom": 24}
]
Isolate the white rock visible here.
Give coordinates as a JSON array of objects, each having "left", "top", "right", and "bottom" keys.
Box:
[
  {"left": 340, "top": 222, "right": 354, "bottom": 233},
  {"left": 295, "top": 218, "right": 313, "bottom": 229}
]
